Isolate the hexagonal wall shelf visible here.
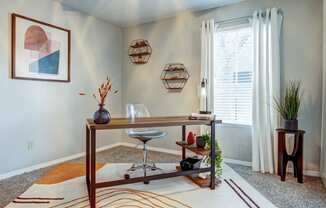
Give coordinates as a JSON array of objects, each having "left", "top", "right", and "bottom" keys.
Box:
[
  {"left": 128, "top": 39, "right": 152, "bottom": 65},
  {"left": 160, "top": 63, "right": 189, "bottom": 91}
]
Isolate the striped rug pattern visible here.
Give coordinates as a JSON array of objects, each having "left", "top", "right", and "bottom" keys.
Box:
[
  {"left": 5, "top": 163, "right": 277, "bottom": 208},
  {"left": 49, "top": 188, "right": 191, "bottom": 208},
  {"left": 13, "top": 197, "right": 64, "bottom": 204}
]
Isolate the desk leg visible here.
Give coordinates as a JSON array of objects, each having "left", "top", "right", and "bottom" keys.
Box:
[
  {"left": 90, "top": 129, "right": 96, "bottom": 208},
  {"left": 210, "top": 121, "right": 216, "bottom": 190},
  {"left": 86, "top": 126, "right": 90, "bottom": 194},
  {"left": 182, "top": 125, "right": 186, "bottom": 160}
]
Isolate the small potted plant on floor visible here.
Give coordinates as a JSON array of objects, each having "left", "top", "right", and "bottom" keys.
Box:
[{"left": 274, "top": 81, "right": 302, "bottom": 130}]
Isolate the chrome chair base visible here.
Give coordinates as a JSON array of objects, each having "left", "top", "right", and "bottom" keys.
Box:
[
  {"left": 126, "top": 141, "right": 162, "bottom": 181},
  {"left": 127, "top": 162, "right": 162, "bottom": 172}
]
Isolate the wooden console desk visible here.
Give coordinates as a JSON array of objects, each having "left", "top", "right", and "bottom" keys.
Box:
[{"left": 85, "top": 116, "right": 221, "bottom": 208}]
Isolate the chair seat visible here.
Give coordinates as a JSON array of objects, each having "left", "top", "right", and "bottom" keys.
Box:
[{"left": 128, "top": 130, "right": 166, "bottom": 140}]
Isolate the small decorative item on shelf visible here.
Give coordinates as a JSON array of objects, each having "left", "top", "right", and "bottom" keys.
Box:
[
  {"left": 128, "top": 39, "right": 152, "bottom": 65},
  {"left": 79, "top": 77, "right": 118, "bottom": 124},
  {"left": 187, "top": 132, "right": 196, "bottom": 145},
  {"left": 180, "top": 157, "right": 202, "bottom": 171},
  {"left": 196, "top": 136, "right": 206, "bottom": 149},
  {"left": 274, "top": 81, "right": 302, "bottom": 130},
  {"left": 160, "top": 63, "right": 189, "bottom": 91}
]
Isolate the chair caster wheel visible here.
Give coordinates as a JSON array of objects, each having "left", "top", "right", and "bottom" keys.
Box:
[
  {"left": 144, "top": 181, "right": 150, "bottom": 185},
  {"left": 151, "top": 168, "right": 156, "bottom": 171},
  {"left": 124, "top": 174, "right": 130, "bottom": 179}
]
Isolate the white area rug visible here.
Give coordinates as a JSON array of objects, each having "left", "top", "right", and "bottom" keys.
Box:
[{"left": 5, "top": 163, "right": 277, "bottom": 208}]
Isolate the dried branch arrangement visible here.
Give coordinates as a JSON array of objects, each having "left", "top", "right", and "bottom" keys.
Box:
[{"left": 79, "top": 77, "right": 118, "bottom": 106}]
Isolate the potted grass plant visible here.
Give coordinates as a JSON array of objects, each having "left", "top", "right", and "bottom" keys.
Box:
[{"left": 274, "top": 81, "right": 302, "bottom": 130}]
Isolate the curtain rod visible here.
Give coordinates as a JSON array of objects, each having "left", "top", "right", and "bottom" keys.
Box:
[
  {"left": 212, "top": 9, "right": 283, "bottom": 26},
  {"left": 215, "top": 16, "right": 252, "bottom": 25}
]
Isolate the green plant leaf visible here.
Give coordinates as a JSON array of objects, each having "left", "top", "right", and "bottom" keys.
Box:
[{"left": 274, "top": 81, "right": 302, "bottom": 120}]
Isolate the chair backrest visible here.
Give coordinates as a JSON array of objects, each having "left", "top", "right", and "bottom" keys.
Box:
[
  {"left": 126, "top": 104, "right": 150, "bottom": 134},
  {"left": 126, "top": 104, "right": 150, "bottom": 120}
]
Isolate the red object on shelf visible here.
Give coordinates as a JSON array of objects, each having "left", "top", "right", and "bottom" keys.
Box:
[{"left": 187, "top": 132, "right": 196, "bottom": 145}]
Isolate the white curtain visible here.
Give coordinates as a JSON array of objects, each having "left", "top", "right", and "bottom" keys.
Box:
[
  {"left": 252, "top": 8, "right": 283, "bottom": 174},
  {"left": 200, "top": 19, "right": 215, "bottom": 114}
]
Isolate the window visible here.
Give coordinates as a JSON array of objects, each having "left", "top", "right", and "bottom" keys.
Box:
[{"left": 214, "top": 24, "right": 253, "bottom": 126}]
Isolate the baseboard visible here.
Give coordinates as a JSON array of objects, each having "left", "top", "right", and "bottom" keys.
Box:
[
  {"left": 223, "top": 158, "right": 252, "bottom": 167},
  {"left": 304, "top": 170, "right": 320, "bottom": 177},
  {"left": 287, "top": 168, "right": 320, "bottom": 177},
  {"left": 0, "top": 143, "right": 121, "bottom": 181}
]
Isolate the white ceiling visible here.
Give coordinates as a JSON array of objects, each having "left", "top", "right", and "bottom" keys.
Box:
[{"left": 59, "top": 0, "right": 242, "bottom": 27}]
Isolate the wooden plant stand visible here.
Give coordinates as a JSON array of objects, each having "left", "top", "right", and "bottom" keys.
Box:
[{"left": 276, "top": 128, "right": 305, "bottom": 183}]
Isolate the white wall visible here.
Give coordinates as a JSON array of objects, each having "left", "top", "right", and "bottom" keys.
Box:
[
  {"left": 122, "top": 9, "right": 252, "bottom": 162},
  {"left": 122, "top": 0, "right": 323, "bottom": 172},
  {"left": 0, "top": 0, "right": 123, "bottom": 174},
  {"left": 122, "top": 12, "right": 201, "bottom": 153}
]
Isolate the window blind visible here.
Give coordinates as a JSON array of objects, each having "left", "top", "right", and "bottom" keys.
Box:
[{"left": 214, "top": 25, "right": 253, "bottom": 126}]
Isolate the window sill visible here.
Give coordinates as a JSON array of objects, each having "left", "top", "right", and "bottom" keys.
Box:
[{"left": 218, "top": 123, "right": 252, "bottom": 129}]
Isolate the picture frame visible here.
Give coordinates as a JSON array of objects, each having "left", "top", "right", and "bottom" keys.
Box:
[{"left": 11, "top": 13, "right": 71, "bottom": 82}]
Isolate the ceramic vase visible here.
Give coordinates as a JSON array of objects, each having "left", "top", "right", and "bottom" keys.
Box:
[
  {"left": 187, "top": 132, "right": 196, "bottom": 145},
  {"left": 196, "top": 136, "right": 206, "bottom": 149},
  {"left": 93, "top": 104, "right": 111, "bottom": 124}
]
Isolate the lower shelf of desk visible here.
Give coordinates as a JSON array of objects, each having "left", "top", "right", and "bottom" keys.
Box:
[
  {"left": 176, "top": 141, "right": 210, "bottom": 156},
  {"left": 176, "top": 166, "right": 210, "bottom": 188}
]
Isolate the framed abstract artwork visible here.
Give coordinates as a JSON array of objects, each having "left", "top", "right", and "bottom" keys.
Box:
[{"left": 11, "top": 13, "right": 71, "bottom": 82}]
